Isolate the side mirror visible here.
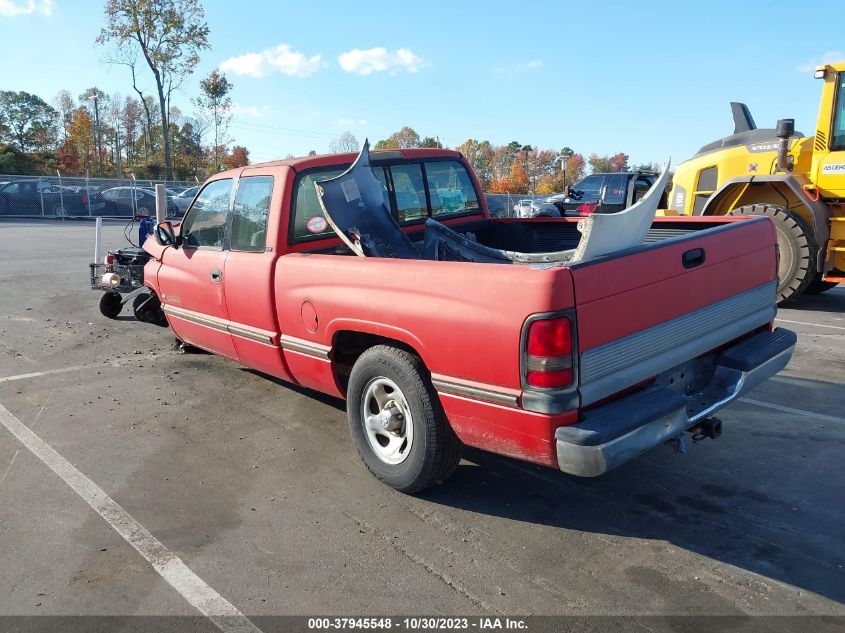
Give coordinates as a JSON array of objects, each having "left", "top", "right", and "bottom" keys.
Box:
[{"left": 155, "top": 221, "right": 178, "bottom": 247}]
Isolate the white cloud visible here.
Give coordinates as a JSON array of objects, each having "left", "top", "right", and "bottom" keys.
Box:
[
  {"left": 796, "top": 51, "right": 844, "bottom": 73},
  {"left": 337, "top": 118, "right": 368, "bottom": 126},
  {"left": 220, "top": 44, "right": 321, "bottom": 78},
  {"left": 233, "top": 103, "right": 271, "bottom": 118},
  {"left": 495, "top": 59, "right": 543, "bottom": 77},
  {"left": 337, "top": 47, "right": 429, "bottom": 76},
  {"left": 0, "top": 0, "right": 53, "bottom": 17}
]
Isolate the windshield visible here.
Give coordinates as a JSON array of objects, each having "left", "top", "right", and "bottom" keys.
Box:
[{"left": 833, "top": 72, "right": 845, "bottom": 150}]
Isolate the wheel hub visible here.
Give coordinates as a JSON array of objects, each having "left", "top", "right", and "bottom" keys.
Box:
[{"left": 362, "top": 377, "right": 414, "bottom": 465}]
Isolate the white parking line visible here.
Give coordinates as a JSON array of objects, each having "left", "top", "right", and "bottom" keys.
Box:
[
  {"left": 0, "top": 365, "right": 91, "bottom": 383},
  {"left": 738, "top": 398, "right": 845, "bottom": 424},
  {"left": 776, "top": 318, "right": 845, "bottom": 331},
  {"left": 0, "top": 402, "right": 262, "bottom": 633}
]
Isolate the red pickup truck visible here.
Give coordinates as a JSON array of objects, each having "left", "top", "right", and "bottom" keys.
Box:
[{"left": 143, "top": 148, "right": 796, "bottom": 492}]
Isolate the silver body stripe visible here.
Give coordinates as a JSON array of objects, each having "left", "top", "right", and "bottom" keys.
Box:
[
  {"left": 163, "top": 305, "right": 275, "bottom": 345},
  {"left": 280, "top": 335, "right": 331, "bottom": 360},
  {"left": 579, "top": 281, "right": 777, "bottom": 406},
  {"left": 432, "top": 378, "right": 519, "bottom": 407}
]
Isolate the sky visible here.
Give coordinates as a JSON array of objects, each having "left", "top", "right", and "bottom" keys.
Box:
[{"left": 0, "top": 0, "right": 843, "bottom": 167}]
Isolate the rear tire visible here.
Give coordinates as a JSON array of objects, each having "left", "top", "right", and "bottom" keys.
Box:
[
  {"left": 99, "top": 291, "right": 123, "bottom": 319},
  {"left": 729, "top": 204, "right": 816, "bottom": 304},
  {"left": 346, "top": 345, "right": 461, "bottom": 493}
]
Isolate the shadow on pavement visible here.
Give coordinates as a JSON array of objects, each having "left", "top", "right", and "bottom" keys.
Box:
[
  {"left": 787, "top": 286, "right": 845, "bottom": 312},
  {"left": 422, "top": 375, "right": 845, "bottom": 606}
]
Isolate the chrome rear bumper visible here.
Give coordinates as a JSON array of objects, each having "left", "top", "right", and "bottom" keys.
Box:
[{"left": 555, "top": 328, "right": 796, "bottom": 477}]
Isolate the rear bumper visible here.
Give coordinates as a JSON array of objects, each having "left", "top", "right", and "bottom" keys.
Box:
[{"left": 555, "top": 328, "right": 796, "bottom": 477}]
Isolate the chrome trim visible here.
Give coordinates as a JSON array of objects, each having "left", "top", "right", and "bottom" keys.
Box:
[
  {"left": 432, "top": 378, "right": 519, "bottom": 407},
  {"left": 556, "top": 338, "right": 795, "bottom": 477},
  {"left": 579, "top": 282, "right": 776, "bottom": 406},
  {"left": 162, "top": 305, "right": 275, "bottom": 345},
  {"left": 227, "top": 323, "right": 274, "bottom": 345},
  {"left": 280, "top": 335, "right": 331, "bottom": 360},
  {"left": 163, "top": 305, "right": 228, "bottom": 332}
]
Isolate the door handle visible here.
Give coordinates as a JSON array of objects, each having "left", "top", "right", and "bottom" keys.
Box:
[
  {"left": 210, "top": 267, "right": 222, "bottom": 283},
  {"left": 682, "top": 248, "right": 705, "bottom": 269}
]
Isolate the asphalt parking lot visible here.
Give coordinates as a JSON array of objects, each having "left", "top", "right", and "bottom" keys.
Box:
[{"left": 0, "top": 220, "right": 843, "bottom": 626}]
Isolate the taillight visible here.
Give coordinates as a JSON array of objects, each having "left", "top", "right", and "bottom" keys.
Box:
[
  {"left": 82, "top": 194, "right": 89, "bottom": 204},
  {"left": 105, "top": 252, "right": 115, "bottom": 265},
  {"left": 525, "top": 316, "right": 574, "bottom": 388}
]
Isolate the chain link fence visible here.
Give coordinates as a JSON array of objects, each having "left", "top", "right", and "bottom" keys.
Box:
[
  {"left": 0, "top": 173, "right": 198, "bottom": 219},
  {"left": 0, "top": 171, "right": 555, "bottom": 221}
]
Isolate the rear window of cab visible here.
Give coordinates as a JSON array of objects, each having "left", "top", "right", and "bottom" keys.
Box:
[{"left": 291, "top": 159, "right": 481, "bottom": 242}]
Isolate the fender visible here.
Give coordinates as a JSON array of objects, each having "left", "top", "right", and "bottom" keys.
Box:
[
  {"left": 326, "top": 318, "right": 428, "bottom": 362},
  {"left": 700, "top": 174, "right": 831, "bottom": 270}
]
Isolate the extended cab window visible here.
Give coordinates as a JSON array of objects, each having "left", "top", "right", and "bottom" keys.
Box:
[
  {"left": 181, "top": 179, "right": 232, "bottom": 249},
  {"left": 390, "top": 164, "right": 427, "bottom": 222},
  {"left": 292, "top": 169, "right": 345, "bottom": 240},
  {"left": 425, "top": 160, "right": 480, "bottom": 217},
  {"left": 231, "top": 176, "right": 274, "bottom": 252},
  {"left": 292, "top": 167, "right": 390, "bottom": 241}
]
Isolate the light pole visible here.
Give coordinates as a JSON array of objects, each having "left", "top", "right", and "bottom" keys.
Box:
[{"left": 560, "top": 152, "right": 569, "bottom": 195}]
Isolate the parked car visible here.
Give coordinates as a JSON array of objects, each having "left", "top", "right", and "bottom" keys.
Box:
[
  {"left": 171, "top": 185, "right": 198, "bottom": 212},
  {"left": 142, "top": 148, "right": 794, "bottom": 493},
  {"left": 512, "top": 197, "right": 563, "bottom": 218},
  {"left": 0, "top": 179, "right": 106, "bottom": 215},
  {"left": 101, "top": 186, "right": 179, "bottom": 216},
  {"left": 547, "top": 171, "right": 669, "bottom": 216}
]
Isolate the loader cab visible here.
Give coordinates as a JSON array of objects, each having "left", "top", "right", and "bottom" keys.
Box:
[{"left": 812, "top": 64, "right": 845, "bottom": 198}]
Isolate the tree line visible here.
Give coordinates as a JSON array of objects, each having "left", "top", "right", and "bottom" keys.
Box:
[
  {"left": 0, "top": 0, "right": 246, "bottom": 181},
  {"left": 369, "top": 126, "right": 655, "bottom": 195}
]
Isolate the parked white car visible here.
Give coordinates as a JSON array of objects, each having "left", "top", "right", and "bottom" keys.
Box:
[{"left": 172, "top": 186, "right": 199, "bottom": 213}]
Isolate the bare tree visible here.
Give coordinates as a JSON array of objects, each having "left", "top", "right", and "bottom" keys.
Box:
[
  {"left": 329, "top": 131, "right": 360, "bottom": 153},
  {"left": 97, "top": 0, "right": 209, "bottom": 179},
  {"left": 193, "top": 69, "right": 232, "bottom": 172}
]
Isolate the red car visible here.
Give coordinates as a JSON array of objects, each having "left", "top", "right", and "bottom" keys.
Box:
[{"left": 142, "top": 148, "right": 795, "bottom": 493}]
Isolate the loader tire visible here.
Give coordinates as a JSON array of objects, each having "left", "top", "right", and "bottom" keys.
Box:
[
  {"left": 805, "top": 274, "right": 839, "bottom": 295},
  {"left": 729, "top": 204, "right": 816, "bottom": 305}
]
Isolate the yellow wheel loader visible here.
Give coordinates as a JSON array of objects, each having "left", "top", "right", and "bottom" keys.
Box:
[{"left": 668, "top": 62, "right": 845, "bottom": 303}]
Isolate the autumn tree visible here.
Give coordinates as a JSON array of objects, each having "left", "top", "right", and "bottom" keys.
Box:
[
  {"left": 329, "top": 131, "right": 360, "bottom": 153},
  {"left": 66, "top": 107, "right": 95, "bottom": 172},
  {"left": 223, "top": 145, "right": 249, "bottom": 169},
  {"left": 456, "top": 138, "right": 494, "bottom": 189},
  {"left": 420, "top": 136, "right": 442, "bottom": 148},
  {"left": 375, "top": 126, "right": 421, "bottom": 149},
  {"left": 588, "top": 152, "right": 629, "bottom": 173},
  {"left": 98, "top": 0, "right": 210, "bottom": 179},
  {"left": 194, "top": 69, "right": 232, "bottom": 171},
  {"left": 0, "top": 91, "right": 58, "bottom": 152}
]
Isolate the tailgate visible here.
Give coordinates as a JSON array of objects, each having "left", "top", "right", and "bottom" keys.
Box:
[{"left": 570, "top": 216, "right": 778, "bottom": 406}]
